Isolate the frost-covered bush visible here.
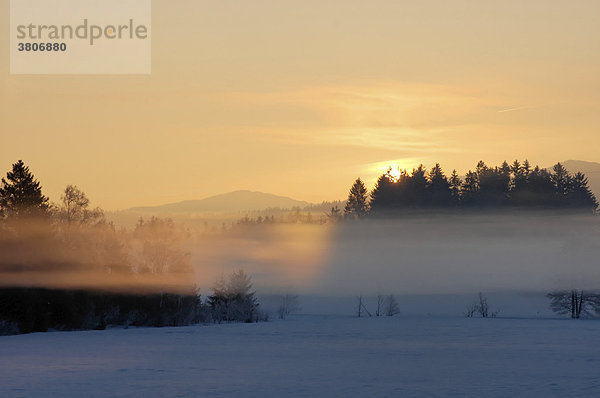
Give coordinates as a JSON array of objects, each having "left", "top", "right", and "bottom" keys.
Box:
[{"left": 208, "top": 270, "right": 261, "bottom": 323}]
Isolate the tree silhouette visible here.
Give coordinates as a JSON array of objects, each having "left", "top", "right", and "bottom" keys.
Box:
[
  {"left": 449, "top": 170, "right": 462, "bottom": 206},
  {"left": 407, "top": 165, "right": 428, "bottom": 207},
  {"left": 364, "top": 159, "right": 597, "bottom": 214},
  {"left": 325, "top": 206, "right": 342, "bottom": 223},
  {"left": 427, "top": 163, "right": 452, "bottom": 207},
  {"left": 58, "top": 185, "right": 104, "bottom": 226},
  {"left": 551, "top": 163, "right": 570, "bottom": 206},
  {"left": 132, "top": 217, "right": 192, "bottom": 275},
  {"left": 461, "top": 161, "right": 511, "bottom": 207},
  {"left": 0, "top": 160, "right": 49, "bottom": 219},
  {"left": 567, "top": 172, "right": 598, "bottom": 210},
  {"left": 547, "top": 290, "right": 600, "bottom": 318},
  {"left": 344, "top": 178, "right": 369, "bottom": 218},
  {"left": 460, "top": 170, "right": 479, "bottom": 206},
  {"left": 369, "top": 171, "right": 398, "bottom": 214}
]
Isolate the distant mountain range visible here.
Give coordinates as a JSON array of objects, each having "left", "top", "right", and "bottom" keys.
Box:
[
  {"left": 126, "top": 190, "right": 311, "bottom": 214},
  {"left": 558, "top": 160, "right": 600, "bottom": 199}
]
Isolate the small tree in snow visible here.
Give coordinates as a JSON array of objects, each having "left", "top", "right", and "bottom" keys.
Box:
[
  {"left": 208, "top": 269, "right": 260, "bottom": 323},
  {"left": 384, "top": 295, "right": 400, "bottom": 316},
  {"left": 277, "top": 294, "right": 301, "bottom": 319},
  {"left": 375, "top": 294, "right": 384, "bottom": 317},
  {"left": 465, "top": 292, "right": 497, "bottom": 318},
  {"left": 477, "top": 292, "right": 488, "bottom": 317},
  {"left": 357, "top": 296, "right": 372, "bottom": 317},
  {"left": 547, "top": 290, "right": 600, "bottom": 319}
]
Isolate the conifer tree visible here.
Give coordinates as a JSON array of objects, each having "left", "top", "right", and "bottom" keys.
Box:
[
  {"left": 408, "top": 165, "right": 428, "bottom": 207},
  {"left": 567, "top": 172, "right": 598, "bottom": 211},
  {"left": 344, "top": 178, "right": 369, "bottom": 218},
  {"left": 461, "top": 171, "right": 480, "bottom": 206},
  {"left": 427, "top": 163, "right": 452, "bottom": 207},
  {"left": 208, "top": 269, "right": 259, "bottom": 323},
  {"left": 449, "top": 170, "right": 462, "bottom": 205},
  {"left": 551, "top": 163, "right": 571, "bottom": 205},
  {"left": 0, "top": 160, "right": 49, "bottom": 219}
]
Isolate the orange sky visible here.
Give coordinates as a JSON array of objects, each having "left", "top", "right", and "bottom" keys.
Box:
[{"left": 2, "top": 0, "right": 600, "bottom": 209}]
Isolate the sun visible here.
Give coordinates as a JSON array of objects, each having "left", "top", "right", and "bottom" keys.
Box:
[
  {"left": 365, "top": 159, "right": 417, "bottom": 185},
  {"left": 386, "top": 166, "right": 402, "bottom": 182}
]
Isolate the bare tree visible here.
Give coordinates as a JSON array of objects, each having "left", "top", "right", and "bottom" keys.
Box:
[
  {"left": 477, "top": 292, "right": 488, "bottom": 318},
  {"left": 58, "top": 185, "right": 103, "bottom": 226},
  {"left": 547, "top": 290, "right": 600, "bottom": 319},
  {"left": 465, "top": 304, "right": 477, "bottom": 318},
  {"left": 375, "top": 293, "right": 384, "bottom": 316},
  {"left": 325, "top": 206, "right": 342, "bottom": 223},
  {"left": 357, "top": 295, "right": 363, "bottom": 317},
  {"left": 384, "top": 295, "right": 400, "bottom": 316},
  {"left": 132, "top": 217, "right": 191, "bottom": 275},
  {"left": 357, "top": 296, "right": 372, "bottom": 317},
  {"left": 465, "top": 292, "right": 496, "bottom": 318},
  {"left": 277, "top": 294, "right": 301, "bottom": 319}
]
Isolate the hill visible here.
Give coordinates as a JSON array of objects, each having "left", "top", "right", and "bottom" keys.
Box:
[{"left": 126, "top": 190, "right": 311, "bottom": 214}]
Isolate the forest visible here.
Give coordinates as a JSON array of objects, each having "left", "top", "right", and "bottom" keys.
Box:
[
  {"left": 0, "top": 160, "right": 263, "bottom": 334},
  {"left": 0, "top": 159, "right": 598, "bottom": 334},
  {"left": 342, "top": 160, "right": 598, "bottom": 218}
]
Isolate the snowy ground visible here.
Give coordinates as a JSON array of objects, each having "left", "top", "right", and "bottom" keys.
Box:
[{"left": 2, "top": 314, "right": 600, "bottom": 397}]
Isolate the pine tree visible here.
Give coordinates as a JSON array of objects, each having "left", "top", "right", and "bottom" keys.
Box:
[
  {"left": 0, "top": 160, "right": 49, "bottom": 219},
  {"left": 449, "top": 170, "right": 462, "bottom": 205},
  {"left": 567, "top": 172, "right": 598, "bottom": 211},
  {"left": 369, "top": 168, "right": 405, "bottom": 213},
  {"left": 551, "top": 163, "right": 571, "bottom": 206},
  {"left": 325, "top": 206, "right": 342, "bottom": 223},
  {"left": 427, "top": 163, "right": 452, "bottom": 207},
  {"left": 408, "top": 165, "right": 428, "bottom": 207},
  {"left": 208, "top": 269, "right": 259, "bottom": 323},
  {"left": 461, "top": 171, "right": 480, "bottom": 206},
  {"left": 477, "top": 162, "right": 510, "bottom": 206},
  {"left": 344, "top": 178, "right": 369, "bottom": 218}
]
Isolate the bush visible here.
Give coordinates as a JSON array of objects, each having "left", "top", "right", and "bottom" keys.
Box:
[{"left": 208, "top": 270, "right": 261, "bottom": 323}]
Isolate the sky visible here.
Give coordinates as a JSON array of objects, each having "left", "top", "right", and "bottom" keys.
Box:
[{"left": 1, "top": 0, "right": 600, "bottom": 210}]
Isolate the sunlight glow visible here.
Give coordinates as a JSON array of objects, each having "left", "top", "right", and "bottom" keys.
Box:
[{"left": 386, "top": 166, "right": 402, "bottom": 182}]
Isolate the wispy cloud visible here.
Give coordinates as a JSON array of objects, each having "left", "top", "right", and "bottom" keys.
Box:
[
  {"left": 497, "top": 105, "right": 538, "bottom": 113},
  {"left": 220, "top": 81, "right": 496, "bottom": 154}
]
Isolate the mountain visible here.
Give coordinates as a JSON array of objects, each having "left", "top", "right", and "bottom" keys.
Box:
[
  {"left": 560, "top": 160, "right": 600, "bottom": 199},
  {"left": 126, "top": 190, "right": 311, "bottom": 214}
]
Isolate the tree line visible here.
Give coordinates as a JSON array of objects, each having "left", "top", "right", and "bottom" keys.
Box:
[
  {"left": 0, "top": 160, "right": 264, "bottom": 334},
  {"left": 343, "top": 160, "right": 598, "bottom": 218}
]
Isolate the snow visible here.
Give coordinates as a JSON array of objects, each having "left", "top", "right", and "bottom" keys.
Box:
[{"left": 2, "top": 314, "right": 600, "bottom": 397}]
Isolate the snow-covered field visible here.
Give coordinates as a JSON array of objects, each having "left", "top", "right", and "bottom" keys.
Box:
[{"left": 2, "top": 314, "right": 599, "bottom": 397}]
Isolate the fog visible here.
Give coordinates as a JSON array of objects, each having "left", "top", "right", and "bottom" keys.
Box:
[
  {"left": 193, "top": 213, "right": 600, "bottom": 297},
  {"left": 0, "top": 218, "right": 195, "bottom": 294},
  {"left": 1, "top": 213, "right": 599, "bottom": 300}
]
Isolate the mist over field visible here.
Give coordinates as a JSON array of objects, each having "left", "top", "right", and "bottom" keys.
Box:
[
  {"left": 1, "top": 213, "right": 598, "bottom": 300},
  {"left": 189, "top": 213, "right": 600, "bottom": 297}
]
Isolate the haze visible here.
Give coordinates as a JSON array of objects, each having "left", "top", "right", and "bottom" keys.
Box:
[{"left": 1, "top": 1, "right": 600, "bottom": 209}]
